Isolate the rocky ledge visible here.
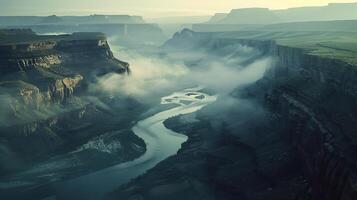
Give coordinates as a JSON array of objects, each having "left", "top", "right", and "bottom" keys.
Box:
[{"left": 0, "top": 29, "right": 145, "bottom": 189}]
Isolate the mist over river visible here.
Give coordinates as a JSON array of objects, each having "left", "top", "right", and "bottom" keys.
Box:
[
  {"left": 51, "top": 88, "right": 217, "bottom": 200},
  {"left": 0, "top": 33, "right": 271, "bottom": 200},
  {"left": 1, "top": 3, "right": 357, "bottom": 200}
]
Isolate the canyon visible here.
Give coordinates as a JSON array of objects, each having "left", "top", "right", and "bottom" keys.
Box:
[
  {"left": 109, "top": 29, "right": 357, "bottom": 200},
  {"left": 0, "top": 29, "right": 146, "bottom": 198},
  {"left": 1, "top": 17, "right": 357, "bottom": 200}
]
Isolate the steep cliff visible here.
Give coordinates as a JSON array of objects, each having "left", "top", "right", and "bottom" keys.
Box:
[
  {"left": 215, "top": 35, "right": 357, "bottom": 199},
  {"left": 0, "top": 31, "right": 129, "bottom": 112},
  {"left": 123, "top": 30, "right": 357, "bottom": 200},
  {"left": 0, "top": 30, "right": 141, "bottom": 180},
  {"left": 262, "top": 42, "right": 357, "bottom": 200}
]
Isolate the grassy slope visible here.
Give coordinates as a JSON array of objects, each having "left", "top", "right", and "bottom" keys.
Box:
[{"left": 212, "top": 21, "right": 357, "bottom": 66}]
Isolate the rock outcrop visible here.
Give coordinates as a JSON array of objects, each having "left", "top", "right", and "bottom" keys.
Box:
[
  {"left": 262, "top": 43, "right": 357, "bottom": 200},
  {"left": 0, "top": 30, "right": 137, "bottom": 178},
  {"left": 119, "top": 30, "right": 357, "bottom": 200},
  {"left": 0, "top": 31, "right": 129, "bottom": 109},
  {"left": 218, "top": 35, "right": 357, "bottom": 200}
]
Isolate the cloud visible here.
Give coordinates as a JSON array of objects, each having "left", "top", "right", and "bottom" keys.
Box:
[
  {"left": 186, "top": 57, "right": 272, "bottom": 94},
  {"left": 93, "top": 42, "right": 272, "bottom": 105},
  {"left": 92, "top": 50, "right": 189, "bottom": 102}
]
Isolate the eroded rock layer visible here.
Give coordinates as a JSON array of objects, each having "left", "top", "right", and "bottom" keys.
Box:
[
  {"left": 0, "top": 30, "right": 142, "bottom": 179},
  {"left": 110, "top": 30, "right": 357, "bottom": 200}
]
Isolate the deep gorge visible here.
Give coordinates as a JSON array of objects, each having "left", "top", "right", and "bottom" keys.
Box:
[{"left": 109, "top": 29, "right": 357, "bottom": 200}]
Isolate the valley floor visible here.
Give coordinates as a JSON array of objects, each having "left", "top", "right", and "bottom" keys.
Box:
[{"left": 108, "top": 96, "right": 310, "bottom": 200}]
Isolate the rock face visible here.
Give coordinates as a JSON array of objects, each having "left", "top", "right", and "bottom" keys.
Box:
[
  {"left": 113, "top": 31, "right": 357, "bottom": 200},
  {"left": 202, "top": 35, "right": 357, "bottom": 199},
  {"left": 219, "top": 35, "right": 357, "bottom": 199},
  {"left": 0, "top": 30, "right": 138, "bottom": 178},
  {"left": 0, "top": 31, "right": 129, "bottom": 105},
  {"left": 0, "top": 33, "right": 129, "bottom": 75},
  {"left": 262, "top": 42, "right": 357, "bottom": 200}
]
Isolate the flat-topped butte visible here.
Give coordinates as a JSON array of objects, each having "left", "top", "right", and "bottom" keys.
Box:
[{"left": 0, "top": 29, "right": 106, "bottom": 45}]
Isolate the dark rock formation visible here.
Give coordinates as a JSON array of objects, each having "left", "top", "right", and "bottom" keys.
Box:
[
  {"left": 261, "top": 41, "right": 357, "bottom": 200},
  {"left": 225, "top": 34, "right": 357, "bottom": 199},
  {"left": 0, "top": 31, "right": 129, "bottom": 127},
  {"left": 110, "top": 30, "right": 357, "bottom": 200},
  {"left": 0, "top": 30, "right": 145, "bottom": 187}
]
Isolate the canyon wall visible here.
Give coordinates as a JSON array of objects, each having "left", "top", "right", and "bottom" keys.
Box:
[
  {"left": 0, "top": 30, "right": 134, "bottom": 176},
  {"left": 262, "top": 41, "right": 357, "bottom": 200},
  {"left": 164, "top": 30, "right": 357, "bottom": 200}
]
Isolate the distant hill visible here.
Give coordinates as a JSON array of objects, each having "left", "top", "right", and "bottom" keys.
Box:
[
  {"left": 275, "top": 3, "right": 357, "bottom": 22},
  {"left": 193, "top": 19, "right": 357, "bottom": 33},
  {"left": 146, "top": 16, "right": 211, "bottom": 24},
  {"left": 207, "top": 3, "right": 357, "bottom": 24},
  {"left": 207, "top": 13, "right": 228, "bottom": 23},
  {"left": 0, "top": 15, "right": 145, "bottom": 27},
  {"left": 40, "top": 15, "right": 63, "bottom": 24},
  {"left": 215, "top": 8, "right": 281, "bottom": 24}
]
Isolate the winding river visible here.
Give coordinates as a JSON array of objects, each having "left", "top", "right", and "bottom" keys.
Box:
[{"left": 53, "top": 87, "right": 217, "bottom": 200}]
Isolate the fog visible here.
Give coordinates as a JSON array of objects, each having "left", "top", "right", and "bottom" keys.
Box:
[
  {"left": 93, "top": 42, "right": 272, "bottom": 106},
  {"left": 0, "top": 38, "right": 272, "bottom": 129},
  {"left": 88, "top": 40, "right": 274, "bottom": 145},
  {"left": 93, "top": 50, "right": 189, "bottom": 100},
  {"left": 0, "top": 31, "right": 274, "bottom": 197}
]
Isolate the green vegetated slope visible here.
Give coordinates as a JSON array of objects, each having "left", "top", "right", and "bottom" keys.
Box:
[
  {"left": 261, "top": 20, "right": 357, "bottom": 32},
  {"left": 214, "top": 20, "right": 357, "bottom": 66}
]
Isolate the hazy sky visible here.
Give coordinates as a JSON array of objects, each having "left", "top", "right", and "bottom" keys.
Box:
[{"left": 0, "top": 0, "right": 356, "bottom": 17}]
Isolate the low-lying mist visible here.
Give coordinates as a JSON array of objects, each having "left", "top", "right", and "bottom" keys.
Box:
[
  {"left": 0, "top": 40, "right": 272, "bottom": 129},
  {"left": 93, "top": 42, "right": 273, "bottom": 106},
  {"left": 92, "top": 40, "right": 274, "bottom": 142},
  {"left": 92, "top": 50, "right": 189, "bottom": 102}
]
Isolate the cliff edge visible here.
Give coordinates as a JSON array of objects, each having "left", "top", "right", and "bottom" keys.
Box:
[{"left": 0, "top": 30, "right": 146, "bottom": 185}]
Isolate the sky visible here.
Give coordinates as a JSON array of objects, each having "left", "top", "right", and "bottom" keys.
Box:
[{"left": 0, "top": 0, "right": 356, "bottom": 17}]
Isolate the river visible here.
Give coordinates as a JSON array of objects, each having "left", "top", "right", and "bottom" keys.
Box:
[{"left": 51, "top": 87, "right": 217, "bottom": 200}]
